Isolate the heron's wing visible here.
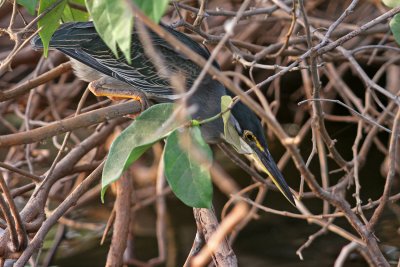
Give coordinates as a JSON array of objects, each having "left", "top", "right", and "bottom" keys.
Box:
[
  {"left": 57, "top": 47, "right": 113, "bottom": 78},
  {"left": 82, "top": 35, "right": 175, "bottom": 98},
  {"left": 32, "top": 22, "right": 213, "bottom": 101}
]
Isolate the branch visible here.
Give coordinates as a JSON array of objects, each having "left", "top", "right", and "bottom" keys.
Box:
[{"left": 0, "top": 101, "right": 137, "bottom": 147}]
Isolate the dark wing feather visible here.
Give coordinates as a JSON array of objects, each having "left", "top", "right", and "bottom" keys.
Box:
[
  {"left": 57, "top": 47, "right": 114, "bottom": 78},
  {"left": 31, "top": 21, "right": 215, "bottom": 101}
]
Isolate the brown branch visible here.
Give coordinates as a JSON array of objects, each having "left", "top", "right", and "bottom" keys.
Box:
[
  {"left": 0, "top": 192, "right": 19, "bottom": 251},
  {"left": 0, "top": 62, "right": 72, "bottom": 102},
  {"left": 175, "top": 2, "right": 281, "bottom": 17},
  {"left": 0, "top": 174, "right": 27, "bottom": 251},
  {"left": 191, "top": 206, "right": 242, "bottom": 267},
  {"left": 14, "top": 162, "right": 104, "bottom": 267},
  {"left": 106, "top": 173, "right": 132, "bottom": 267},
  {"left": 317, "top": 6, "right": 400, "bottom": 56},
  {"left": 0, "top": 101, "right": 136, "bottom": 147},
  {"left": 0, "top": 162, "right": 42, "bottom": 183},
  {"left": 369, "top": 107, "right": 400, "bottom": 228}
]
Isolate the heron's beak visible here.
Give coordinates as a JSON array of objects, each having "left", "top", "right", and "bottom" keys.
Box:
[{"left": 249, "top": 147, "right": 296, "bottom": 206}]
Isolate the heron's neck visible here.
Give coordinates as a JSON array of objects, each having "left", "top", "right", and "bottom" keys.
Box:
[{"left": 189, "top": 80, "right": 226, "bottom": 143}]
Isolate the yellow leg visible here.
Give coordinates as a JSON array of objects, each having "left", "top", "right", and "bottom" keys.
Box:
[{"left": 88, "top": 77, "right": 149, "bottom": 116}]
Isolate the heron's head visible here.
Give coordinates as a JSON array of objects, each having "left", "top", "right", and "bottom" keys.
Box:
[{"left": 230, "top": 101, "right": 295, "bottom": 206}]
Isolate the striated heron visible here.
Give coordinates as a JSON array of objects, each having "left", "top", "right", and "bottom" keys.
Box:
[{"left": 31, "top": 21, "right": 295, "bottom": 206}]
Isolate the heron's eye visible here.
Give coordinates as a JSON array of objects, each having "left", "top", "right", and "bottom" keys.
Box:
[{"left": 244, "top": 131, "right": 255, "bottom": 142}]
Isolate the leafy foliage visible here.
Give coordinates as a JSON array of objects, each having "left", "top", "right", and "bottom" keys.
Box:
[
  {"left": 164, "top": 127, "right": 213, "bottom": 208},
  {"left": 38, "top": 0, "right": 68, "bottom": 56},
  {"left": 85, "top": 0, "right": 133, "bottom": 63},
  {"left": 62, "top": 0, "right": 89, "bottom": 22},
  {"left": 101, "top": 103, "right": 216, "bottom": 208},
  {"left": 133, "top": 0, "right": 169, "bottom": 22},
  {"left": 382, "top": 0, "right": 400, "bottom": 8},
  {"left": 17, "top": 0, "right": 38, "bottom": 15},
  {"left": 390, "top": 14, "right": 400, "bottom": 44},
  {"left": 102, "top": 103, "right": 214, "bottom": 208},
  {"left": 101, "top": 103, "right": 179, "bottom": 201},
  {"left": 86, "top": 0, "right": 169, "bottom": 63},
  {"left": 382, "top": 0, "right": 400, "bottom": 45}
]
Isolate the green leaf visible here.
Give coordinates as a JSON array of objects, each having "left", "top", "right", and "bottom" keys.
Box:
[
  {"left": 62, "top": 0, "right": 89, "bottom": 22},
  {"left": 133, "top": 0, "right": 169, "bottom": 23},
  {"left": 390, "top": 14, "right": 400, "bottom": 45},
  {"left": 382, "top": 0, "right": 400, "bottom": 8},
  {"left": 85, "top": 0, "right": 133, "bottom": 63},
  {"left": 84, "top": 0, "right": 169, "bottom": 64},
  {"left": 221, "top": 96, "right": 252, "bottom": 154},
  {"left": 38, "top": 0, "right": 68, "bottom": 56},
  {"left": 164, "top": 127, "right": 213, "bottom": 208},
  {"left": 101, "top": 103, "right": 181, "bottom": 201},
  {"left": 17, "top": 0, "right": 38, "bottom": 15}
]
